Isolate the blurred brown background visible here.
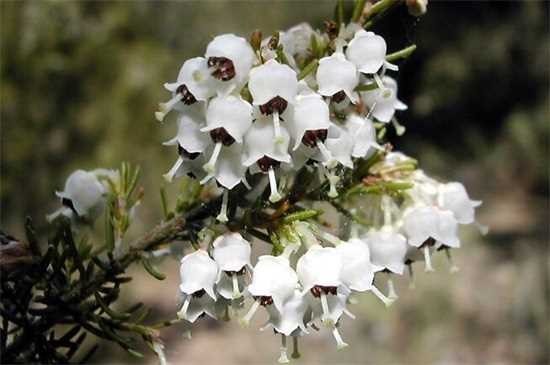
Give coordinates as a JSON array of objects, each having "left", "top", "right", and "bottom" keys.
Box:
[{"left": 1, "top": 1, "right": 548, "bottom": 364}]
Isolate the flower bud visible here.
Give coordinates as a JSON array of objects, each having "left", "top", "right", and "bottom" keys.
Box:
[{"left": 406, "top": 0, "right": 428, "bottom": 17}]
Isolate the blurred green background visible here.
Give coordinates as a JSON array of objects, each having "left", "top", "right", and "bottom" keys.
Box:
[{"left": 1, "top": 1, "right": 548, "bottom": 364}]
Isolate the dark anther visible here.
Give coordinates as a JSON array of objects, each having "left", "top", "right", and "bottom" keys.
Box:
[
  {"left": 420, "top": 237, "right": 436, "bottom": 248},
  {"left": 178, "top": 144, "right": 200, "bottom": 160},
  {"left": 324, "top": 20, "right": 338, "bottom": 40},
  {"left": 61, "top": 198, "right": 79, "bottom": 216},
  {"left": 227, "top": 267, "right": 247, "bottom": 276},
  {"left": 207, "top": 57, "right": 236, "bottom": 81},
  {"left": 301, "top": 129, "right": 328, "bottom": 148},
  {"left": 175, "top": 84, "right": 197, "bottom": 105},
  {"left": 192, "top": 289, "right": 206, "bottom": 298},
  {"left": 209, "top": 127, "right": 236, "bottom": 146},
  {"left": 331, "top": 90, "right": 346, "bottom": 103},
  {"left": 405, "top": 259, "right": 414, "bottom": 265},
  {"left": 259, "top": 96, "right": 288, "bottom": 115},
  {"left": 254, "top": 296, "right": 274, "bottom": 306},
  {"left": 257, "top": 156, "right": 281, "bottom": 172},
  {"left": 310, "top": 285, "right": 338, "bottom": 298}
]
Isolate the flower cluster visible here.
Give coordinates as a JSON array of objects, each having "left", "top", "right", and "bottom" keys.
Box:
[
  {"left": 157, "top": 21, "right": 484, "bottom": 363},
  {"left": 156, "top": 25, "right": 405, "bottom": 221},
  {"left": 176, "top": 151, "right": 482, "bottom": 362}
]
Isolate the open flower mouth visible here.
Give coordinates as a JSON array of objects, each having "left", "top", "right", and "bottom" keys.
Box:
[{"left": 207, "top": 56, "right": 236, "bottom": 81}]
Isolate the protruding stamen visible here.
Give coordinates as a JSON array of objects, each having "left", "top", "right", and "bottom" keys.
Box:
[
  {"left": 156, "top": 93, "right": 182, "bottom": 122},
  {"left": 216, "top": 190, "right": 229, "bottom": 223},
  {"left": 316, "top": 141, "right": 335, "bottom": 168},
  {"left": 240, "top": 299, "right": 261, "bottom": 327},
  {"left": 320, "top": 293, "right": 333, "bottom": 327},
  {"left": 384, "top": 60, "right": 399, "bottom": 71},
  {"left": 373, "top": 74, "right": 387, "bottom": 95},
  {"left": 177, "top": 296, "right": 191, "bottom": 320},
  {"left": 203, "top": 142, "right": 223, "bottom": 174},
  {"left": 291, "top": 337, "right": 301, "bottom": 359},
  {"left": 278, "top": 335, "right": 290, "bottom": 364},
  {"left": 242, "top": 175, "right": 252, "bottom": 190},
  {"left": 387, "top": 277, "right": 398, "bottom": 300},
  {"left": 370, "top": 285, "right": 394, "bottom": 307},
  {"left": 391, "top": 117, "right": 406, "bottom": 136},
  {"left": 327, "top": 172, "right": 340, "bottom": 198},
  {"left": 231, "top": 273, "right": 241, "bottom": 299},
  {"left": 268, "top": 167, "right": 282, "bottom": 203},
  {"left": 273, "top": 112, "right": 284, "bottom": 145},
  {"left": 445, "top": 249, "right": 460, "bottom": 273},
  {"left": 163, "top": 157, "right": 184, "bottom": 183},
  {"left": 344, "top": 308, "right": 356, "bottom": 319},
  {"left": 332, "top": 327, "right": 349, "bottom": 350},
  {"left": 423, "top": 246, "right": 435, "bottom": 272},
  {"left": 408, "top": 264, "right": 416, "bottom": 290}
]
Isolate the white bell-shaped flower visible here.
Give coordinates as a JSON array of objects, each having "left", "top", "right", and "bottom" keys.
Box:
[
  {"left": 403, "top": 205, "right": 459, "bottom": 248},
  {"left": 361, "top": 76, "right": 407, "bottom": 123},
  {"left": 438, "top": 182, "right": 482, "bottom": 225},
  {"left": 248, "top": 60, "right": 298, "bottom": 143},
  {"left": 200, "top": 143, "right": 246, "bottom": 189},
  {"left": 281, "top": 23, "right": 315, "bottom": 60},
  {"left": 156, "top": 57, "right": 216, "bottom": 122},
  {"left": 334, "top": 238, "right": 374, "bottom": 292},
  {"left": 205, "top": 33, "right": 255, "bottom": 87},
  {"left": 243, "top": 117, "right": 292, "bottom": 202},
  {"left": 363, "top": 226, "right": 408, "bottom": 275},
  {"left": 288, "top": 94, "right": 332, "bottom": 157},
  {"left": 316, "top": 52, "right": 359, "bottom": 103},
  {"left": 345, "top": 30, "right": 387, "bottom": 74},
  {"left": 312, "top": 123, "right": 354, "bottom": 169},
  {"left": 263, "top": 290, "right": 309, "bottom": 336},
  {"left": 212, "top": 232, "right": 252, "bottom": 299},
  {"left": 177, "top": 250, "right": 219, "bottom": 321},
  {"left": 163, "top": 106, "right": 210, "bottom": 183},
  {"left": 53, "top": 170, "right": 106, "bottom": 220},
  {"left": 243, "top": 117, "right": 292, "bottom": 167},
  {"left": 201, "top": 95, "right": 253, "bottom": 144},
  {"left": 297, "top": 245, "right": 342, "bottom": 291},
  {"left": 296, "top": 245, "right": 343, "bottom": 327},
  {"left": 344, "top": 113, "right": 380, "bottom": 158},
  {"left": 249, "top": 59, "right": 298, "bottom": 107},
  {"left": 163, "top": 105, "right": 209, "bottom": 154},
  {"left": 242, "top": 255, "right": 298, "bottom": 325}
]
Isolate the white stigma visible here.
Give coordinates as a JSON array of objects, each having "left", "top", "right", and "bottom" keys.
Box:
[
  {"left": 216, "top": 190, "right": 229, "bottom": 223},
  {"left": 423, "top": 246, "right": 435, "bottom": 272},
  {"left": 384, "top": 60, "right": 399, "bottom": 71},
  {"left": 268, "top": 166, "right": 282, "bottom": 203},
  {"left": 373, "top": 74, "right": 388, "bottom": 97},
  {"left": 327, "top": 172, "right": 340, "bottom": 198},
  {"left": 387, "top": 277, "right": 399, "bottom": 300},
  {"left": 278, "top": 335, "right": 290, "bottom": 364},
  {"left": 240, "top": 298, "right": 261, "bottom": 327},
  {"left": 273, "top": 111, "right": 284, "bottom": 145},
  {"left": 163, "top": 157, "right": 184, "bottom": 183},
  {"left": 391, "top": 117, "right": 406, "bottom": 136},
  {"left": 332, "top": 327, "right": 349, "bottom": 350},
  {"left": 291, "top": 337, "right": 301, "bottom": 359},
  {"left": 370, "top": 285, "right": 394, "bottom": 307},
  {"left": 231, "top": 273, "right": 242, "bottom": 299},
  {"left": 320, "top": 293, "right": 334, "bottom": 327},
  {"left": 317, "top": 140, "right": 336, "bottom": 168},
  {"left": 156, "top": 92, "right": 182, "bottom": 122},
  {"left": 177, "top": 296, "right": 191, "bottom": 320},
  {"left": 203, "top": 141, "right": 223, "bottom": 174}
]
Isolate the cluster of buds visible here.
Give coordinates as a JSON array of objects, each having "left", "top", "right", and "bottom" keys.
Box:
[{"left": 156, "top": 24, "right": 406, "bottom": 221}]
